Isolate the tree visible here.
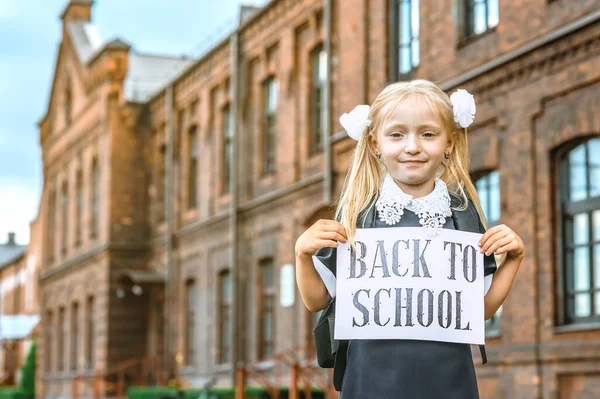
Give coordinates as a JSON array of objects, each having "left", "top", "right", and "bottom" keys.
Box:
[{"left": 19, "top": 341, "right": 36, "bottom": 394}]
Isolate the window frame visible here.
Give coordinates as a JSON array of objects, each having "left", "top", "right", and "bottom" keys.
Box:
[
  {"left": 64, "top": 79, "right": 72, "bottom": 126},
  {"left": 462, "top": 0, "right": 499, "bottom": 40},
  {"left": 188, "top": 125, "right": 199, "bottom": 208},
  {"left": 310, "top": 45, "right": 327, "bottom": 153},
  {"left": 61, "top": 181, "right": 69, "bottom": 256},
  {"left": 85, "top": 296, "right": 94, "bottom": 370},
  {"left": 473, "top": 170, "right": 502, "bottom": 335},
  {"left": 218, "top": 270, "right": 232, "bottom": 364},
  {"left": 71, "top": 302, "right": 79, "bottom": 371},
  {"left": 47, "top": 190, "right": 56, "bottom": 263},
  {"left": 157, "top": 145, "right": 167, "bottom": 223},
  {"left": 555, "top": 137, "right": 600, "bottom": 326},
  {"left": 222, "top": 104, "right": 233, "bottom": 194},
  {"left": 45, "top": 310, "right": 54, "bottom": 372},
  {"left": 90, "top": 159, "right": 100, "bottom": 239},
  {"left": 262, "top": 77, "right": 278, "bottom": 175},
  {"left": 57, "top": 306, "right": 66, "bottom": 371},
  {"left": 185, "top": 279, "right": 197, "bottom": 366},
  {"left": 258, "top": 258, "right": 275, "bottom": 360},
  {"left": 389, "top": 0, "right": 420, "bottom": 81},
  {"left": 75, "top": 170, "right": 83, "bottom": 246}
]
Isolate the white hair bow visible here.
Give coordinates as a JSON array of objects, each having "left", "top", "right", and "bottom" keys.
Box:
[
  {"left": 339, "top": 105, "right": 371, "bottom": 141},
  {"left": 450, "top": 89, "right": 476, "bottom": 128}
]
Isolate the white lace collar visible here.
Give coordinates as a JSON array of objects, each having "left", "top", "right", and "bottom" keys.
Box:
[{"left": 375, "top": 174, "right": 452, "bottom": 230}]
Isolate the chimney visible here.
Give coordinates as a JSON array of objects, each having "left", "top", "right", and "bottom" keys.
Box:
[
  {"left": 60, "top": 0, "right": 94, "bottom": 23},
  {"left": 7, "top": 232, "right": 16, "bottom": 246},
  {"left": 239, "top": 5, "right": 261, "bottom": 26}
]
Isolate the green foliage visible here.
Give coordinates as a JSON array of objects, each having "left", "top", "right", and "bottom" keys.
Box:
[
  {"left": 18, "top": 341, "right": 36, "bottom": 394},
  {"left": 0, "top": 388, "right": 33, "bottom": 399}
]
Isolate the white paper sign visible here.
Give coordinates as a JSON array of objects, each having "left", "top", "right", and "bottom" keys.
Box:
[{"left": 334, "top": 227, "right": 485, "bottom": 345}]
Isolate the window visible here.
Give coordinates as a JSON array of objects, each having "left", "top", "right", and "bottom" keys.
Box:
[
  {"left": 64, "top": 80, "right": 72, "bottom": 126},
  {"left": 311, "top": 46, "right": 327, "bottom": 152},
  {"left": 85, "top": 296, "right": 95, "bottom": 369},
  {"left": 58, "top": 307, "right": 66, "bottom": 371},
  {"left": 188, "top": 126, "right": 199, "bottom": 208},
  {"left": 14, "top": 276, "right": 21, "bottom": 313},
  {"left": 391, "top": 0, "right": 420, "bottom": 78},
  {"left": 185, "top": 280, "right": 197, "bottom": 365},
  {"left": 558, "top": 137, "right": 600, "bottom": 324},
  {"left": 157, "top": 145, "right": 166, "bottom": 223},
  {"left": 475, "top": 170, "right": 502, "bottom": 333},
  {"left": 258, "top": 258, "right": 275, "bottom": 359},
  {"left": 218, "top": 270, "right": 232, "bottom": 364},
  {"left": 47, "top": 190, "right": 56, "bottom": 262},
  {"left": 263, "top": 78, "right": 278, "bottom": 174},
  {"left": 75, "top": 171, "right": 83, "bottom": 245},
  {"left": 90, "top": 160, "right": 99, "bottom": 238},
  {"left": 476, "top": 171, "right": 501, "bottom": 227},
  {"left": 61, "top": 182, "right": 69, "bottom": 255},
  {"left": 45, "top": 310, "right": 53, "bottom": 372},
  {"left": 71, "top": 302, "right": 79, "bottom": 371},
  {"left": 222, "top": 105, "right": 233, "bottom": 194},
  {"left": 464, "top": 0, "right": 499, "bottom": 38}
]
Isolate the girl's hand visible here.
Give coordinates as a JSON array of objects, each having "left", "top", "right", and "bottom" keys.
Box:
[
  {"left": 295, "top": 219, "right": 348, "bottom": 258},
  {"left": 479, "top": 224, "right": 525, "bottom": 260}
]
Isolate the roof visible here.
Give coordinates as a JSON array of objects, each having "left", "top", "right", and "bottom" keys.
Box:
[
  {"left": 67, "top": 20, "right": 103, "bottom": 64},
  {"left": 0, "top": 315, "right": 40, "bottom": 341},
  {"left": 0, "top": 244, "right": 26, "bottom": 268},
  {"left": 66, "top": 19, "right": 193, "bottom": 102},
  {"left": 124, "top": 53, "right": 194, "bottom": 102}
]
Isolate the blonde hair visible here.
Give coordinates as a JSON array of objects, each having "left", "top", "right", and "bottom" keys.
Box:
[{"left": 335, "top": 79, "right": 486, "bottom": 245}]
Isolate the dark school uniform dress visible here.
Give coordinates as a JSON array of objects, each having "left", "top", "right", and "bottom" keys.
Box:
[{"left": 314, "top": 209, "right": 496, "bottom": 399}]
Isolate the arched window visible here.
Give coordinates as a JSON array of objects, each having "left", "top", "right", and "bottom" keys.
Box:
[{"left": 557, "top": 137, "right": 600, "bottom": 324}]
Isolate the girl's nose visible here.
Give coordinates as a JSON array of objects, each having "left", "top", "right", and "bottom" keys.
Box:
[{"left": 404, "top": 134, "right": 421, "bottom": 154}]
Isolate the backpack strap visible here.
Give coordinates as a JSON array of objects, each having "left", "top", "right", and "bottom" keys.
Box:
[{"left": 450, "top": 194, "right": 490, "bottom": 365}]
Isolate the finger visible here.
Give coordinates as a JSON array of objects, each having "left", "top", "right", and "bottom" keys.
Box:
[
  {"left": 479, "top": 224, "right": 507, "bottom": 246},
  {"left": 321, "top": 221, "right": 347, "bottom": 239},
  {"left": 318, "top": 231, "right": 347, "bottom": 243},
  {"left": 484, "top": 236, "right": 513, "bottom": 256},
  {"left": 480, "top": 230, "right": 509, "bottom": 254},
  {"left": 493, "top": 241, "right": 518, "bottom": 255},
  {"left": 334, "top": 224, "right": 348, "bottom": 239},
  {"left": 319, "top": 219, "right": 339, "bottom": 226},
  {"left": 316, "top": 239, "right": 340, "bottom": 249}
]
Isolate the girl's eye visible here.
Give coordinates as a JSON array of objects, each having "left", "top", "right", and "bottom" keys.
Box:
[
  {"left": 390, "top": 132, "right": 404, "bottom": 138},
  {"left": 422, "top": 131, "right": 435, "bottom": 138}
]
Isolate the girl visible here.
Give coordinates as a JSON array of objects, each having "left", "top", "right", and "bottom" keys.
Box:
[{"left": 295, "top": 80, "right": 524, "bottom": 398}]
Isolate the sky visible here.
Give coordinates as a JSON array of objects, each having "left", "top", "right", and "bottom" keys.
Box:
[{"left": 0, "top": 0, "right": 266, "bottom": 245}]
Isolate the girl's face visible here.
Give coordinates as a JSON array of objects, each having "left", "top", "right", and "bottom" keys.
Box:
[{"left": 373, "top": 95, "right": 454, "bottom": 198}]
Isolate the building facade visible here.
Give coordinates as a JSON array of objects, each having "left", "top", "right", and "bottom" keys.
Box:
[{"left": 36, "top": 0, "right": 600, "bottom": 398}]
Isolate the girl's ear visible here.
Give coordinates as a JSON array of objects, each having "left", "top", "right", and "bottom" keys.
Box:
[
  {"left": 369, "top": 133, "right": 379, "bottom": 154},
  {"left": 446, "top": 130, "right": 457, "bottom": 154}
]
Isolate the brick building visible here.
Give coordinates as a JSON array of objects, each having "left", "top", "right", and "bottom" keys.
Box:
[
  {"left": 36, "top": 0, "right": 600, "bottom": 398},
  {"left": 0, "top": 228, "right": 40, "bottom": 385}
]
